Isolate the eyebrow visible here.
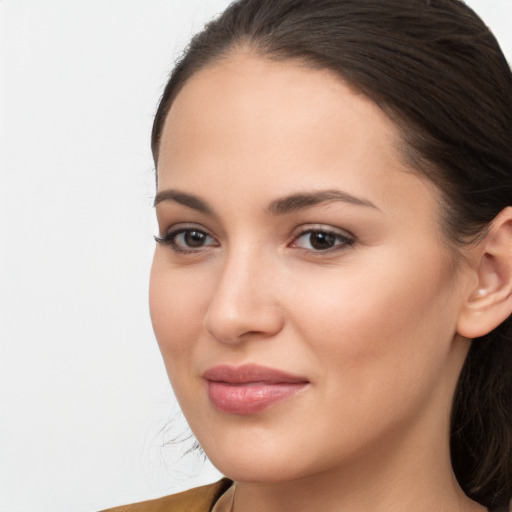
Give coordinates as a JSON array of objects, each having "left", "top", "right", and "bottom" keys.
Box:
[
  {"left": 267, "top": 189, "right": 379, "bottom": 215},
  {"left": 153, "top": 188, "right": 379, "bottom": 216},
  {"left": 153, "top": 190, "right": 215, "bottom": 215}
]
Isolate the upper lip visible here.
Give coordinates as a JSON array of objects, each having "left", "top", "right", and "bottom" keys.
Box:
[{"left": 203, "top": 364, "right": 309, "bottom": 384}]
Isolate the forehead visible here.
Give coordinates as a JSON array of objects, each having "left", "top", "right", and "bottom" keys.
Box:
[
  {"left": 157, "top": 52, "right": 439, "bottom": 225},
  {"left": 161, "top": 52, "right": 400, "bottom": 165}
]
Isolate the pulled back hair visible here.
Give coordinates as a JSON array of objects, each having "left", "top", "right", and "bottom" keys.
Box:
[{"left": 151, "top": 0, "right": 512, "bottom": 507}]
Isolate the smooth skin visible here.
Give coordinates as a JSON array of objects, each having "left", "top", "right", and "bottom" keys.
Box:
[{"left": 150, "top": 52, "right": 512, "bottom": 512}]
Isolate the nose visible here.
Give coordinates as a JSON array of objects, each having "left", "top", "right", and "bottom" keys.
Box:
[{"left": 203, "top": 248, "right": 284, "bottom": 344}]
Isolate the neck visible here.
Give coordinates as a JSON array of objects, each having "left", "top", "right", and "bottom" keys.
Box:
[{"left": 233, "top": 445, "right": 483, "bottom": 512}]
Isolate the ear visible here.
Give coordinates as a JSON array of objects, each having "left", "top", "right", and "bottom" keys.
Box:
[{"left": 457, "top": 207, "right": 512, "bottom": 339}]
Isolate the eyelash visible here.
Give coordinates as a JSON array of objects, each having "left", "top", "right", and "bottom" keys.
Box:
[
  {"left": 154, "top": 227, "right": 218, "bottom": 254},
  {"left": 155, "top": 226, "right": 355, "bottom": 255}
]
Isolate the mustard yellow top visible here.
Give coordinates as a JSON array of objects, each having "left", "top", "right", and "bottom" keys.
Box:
[
  {"left": 102, "top": 478, "right": 510, "bottom": 512},
  {"left": 101, "top": 479, "right": 233, "bottom": 512}
]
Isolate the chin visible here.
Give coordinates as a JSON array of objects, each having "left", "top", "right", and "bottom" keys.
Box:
[{"left": 212, "top": 459, "right": 306, "bottom": 484}]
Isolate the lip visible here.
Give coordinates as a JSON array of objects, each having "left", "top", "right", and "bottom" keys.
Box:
[{"left": 203, "top": 364, "right": 309, "bottom": 414}]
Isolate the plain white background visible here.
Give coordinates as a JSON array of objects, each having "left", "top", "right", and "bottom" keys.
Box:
[{"left": 1, "top": 1, "right": 511, "bottom": 511}]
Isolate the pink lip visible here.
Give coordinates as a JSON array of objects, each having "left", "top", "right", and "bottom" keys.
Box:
[{"left": 203, "top": 364, "right": 309, "bottom": 414}]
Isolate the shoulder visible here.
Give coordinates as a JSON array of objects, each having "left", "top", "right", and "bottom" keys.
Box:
[{"left": 101, "top": 479, "right": 233, "bottom": 512}]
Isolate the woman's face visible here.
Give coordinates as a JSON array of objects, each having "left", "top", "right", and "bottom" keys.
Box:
[{"left": 150, "top": 54, "right": 473, "bottom": 482}]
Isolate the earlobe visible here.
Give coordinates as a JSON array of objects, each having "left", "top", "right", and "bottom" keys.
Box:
[{"left": 457, "top": 207, "right": 512, "bottom": 339}]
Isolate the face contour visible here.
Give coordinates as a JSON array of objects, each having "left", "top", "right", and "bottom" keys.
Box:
[{"left": 150, "top": 54, "right": 471, "bottom": 483}]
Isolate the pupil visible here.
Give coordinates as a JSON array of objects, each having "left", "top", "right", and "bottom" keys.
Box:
[
  {"left": 185, "top": 231, "right": 205, "bottom": 247},
  {"left": 310, "top": 231, "right": 335, "bottom": 250}
]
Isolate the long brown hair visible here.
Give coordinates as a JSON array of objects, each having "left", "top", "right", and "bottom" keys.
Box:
[{"left": 151, "top": 1, "right": 512, "bottom": 507}]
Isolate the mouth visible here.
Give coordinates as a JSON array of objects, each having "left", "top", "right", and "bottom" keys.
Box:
[{"left": 203, "top": 364, "right": 309, "bottom": 415}]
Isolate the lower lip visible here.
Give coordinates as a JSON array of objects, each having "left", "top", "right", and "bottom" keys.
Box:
[{"left": 207, "top": 381, "right": 308, "bottom": 414}]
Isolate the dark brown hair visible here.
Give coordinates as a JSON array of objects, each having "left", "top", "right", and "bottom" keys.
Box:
[{"left": 151, "top": 0, "right": 512, "bottom": 507}]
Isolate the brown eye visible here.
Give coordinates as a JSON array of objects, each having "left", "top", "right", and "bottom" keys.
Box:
[
  {"left": 291, "top": 228, "right": 354, "bottom": 252},
  {"left": 155, "top": 227, "right": 219, "bottom": 252},
  {"left": 183, "top": 230, "right": 208, "bottom": 247},
  {"left": 173, "top": 229, "right": 218, "bottom": 249},
  {"left": 308, "top": 231, "right": 337, "bottom": 250}
]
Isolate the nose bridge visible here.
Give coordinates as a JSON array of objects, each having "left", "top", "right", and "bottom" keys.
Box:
[{"left": 203, "top": 241, "right": 283, "bottom": 344}]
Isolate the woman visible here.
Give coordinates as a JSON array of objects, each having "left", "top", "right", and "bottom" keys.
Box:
[{"left": 105, "top": 0, "right": 512, "bottom": 510}]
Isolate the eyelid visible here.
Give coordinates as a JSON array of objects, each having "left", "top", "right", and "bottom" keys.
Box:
[{"left": 290, "top": 223, "right": 354, "bottom": 240}]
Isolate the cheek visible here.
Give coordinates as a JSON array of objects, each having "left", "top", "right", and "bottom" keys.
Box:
[
  {"left": 149, "top": 252, "right": 208, "bottom": 364},
  {"left": 287, "top": 245, "right": 457, "bottom": 388},
  {"left": 277, "top": 249, "right": 459, "bottom": 456}
]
